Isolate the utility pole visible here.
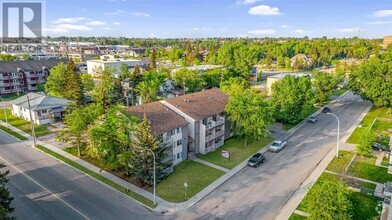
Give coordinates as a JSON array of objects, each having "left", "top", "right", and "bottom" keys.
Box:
[{"left": 27, "top": 95, "right": 37, "bottom": 147}]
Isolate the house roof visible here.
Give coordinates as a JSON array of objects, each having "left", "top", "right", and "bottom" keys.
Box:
[
  {"left": 163, "top": 88, "right": 229, "bottom": 121},
  {"left": 11, "top": 92, "right": 72, "bottom": 111},
  {"left": 127, "top": 102, "right": 189, "bottom": 135},
  {"left": 290, "top": 54, "right": 309, "bottom": 61},
  {"left": 0, "top": 59, "right": 69, "bottom": 73}
]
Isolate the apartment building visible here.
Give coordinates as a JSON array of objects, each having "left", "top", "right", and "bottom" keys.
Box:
[
  {"left": 0, "top": 59, "right": 68, "bottom": 95},
  {"left": 87, "top": 59, "right": 143, "bottom": 77},
  {"left": 161, "top": 88, "right": 232, "bottom": 155},
  {"left": 127, "top": 102, "right": 189, "bottom": 173}
]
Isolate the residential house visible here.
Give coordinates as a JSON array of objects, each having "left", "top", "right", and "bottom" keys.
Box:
[
  {"left": 290, "top": 54, "right": 313, "bottom": 68},
  {"left": 87, "top": 59, "right": 143, "bottom": 77},
  {"left": 11, "top": 92, "right": 72, "bottom": 125},
  {"left": 159, "top": 79, "right": 175, "bottom": 93},
  {"left": 127, "top": 102, "right": 189, "bottom": 172},
  {"left": 0, "top": 59, "right": 68, "bottom": 95},
  {"left": 161, "top": 88, "right": 232, "bottom": 155}
]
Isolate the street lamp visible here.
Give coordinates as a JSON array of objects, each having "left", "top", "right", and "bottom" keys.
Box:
[
  {"left": 0, "top": 97, "right": 8, "bottom": 128},
  {"left": 327, "top": 112, "right": 340, "bottom": 158},
  {"left": 141, "top": 149, "right": 156, "bottom": 205}
]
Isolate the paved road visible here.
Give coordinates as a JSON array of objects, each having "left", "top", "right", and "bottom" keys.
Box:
[
  {"left": 172, "top": 92, "right": 371, "bottom": 220},
  {"left": 0, "top": 132, "right": 158, "bottom": 220}
]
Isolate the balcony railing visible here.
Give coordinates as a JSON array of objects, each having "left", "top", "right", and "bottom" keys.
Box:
[
  {"left": 158, "top": 138, "right": 173, "bottom": 148},
  {"left": 215, "top": 141, "right": 224, "bottom": 148},
  {"left": 38, "top": 114, "right": 52, "bottom": 120},
  {"left": 215, "top": 130, "right": 224, "bottom": 137},
  {"left": 206, "top": 145, "right": 214, "bottom": 154},
  {"left": 0, "top": 83, "right": 11, "bottom": 87},
  {"left": 216, "top": 116, "right": 225, "bottom": 126},
  {"left": 205, "top": 133, "right": 215, "bottom": 142},
  {"left": 205, "top": 121, "right": 215, "bottom": 130}
]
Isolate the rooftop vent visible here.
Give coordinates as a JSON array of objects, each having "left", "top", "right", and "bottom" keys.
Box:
[{"left": 183, "top": 99, "right": 191, "bottom": 102}]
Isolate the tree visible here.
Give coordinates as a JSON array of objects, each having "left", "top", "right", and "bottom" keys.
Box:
[
  {"left": 80, "top": 74, "right": 95, "bottom": 92},
  {"left": 150, "top": 48, "right": 157, "bottom": 69},
  {"left": 36, "top": 83, "right": 45, "bottom": 92},
  {"left": 120, "top": 63, "right": 129, "bottom": 80},
  {"left": 135, "top": 71, "right": 165, "bottom": 103},
  {"left": 305, "top": 179, "right": 353, "bottom": 220},
  {"left": 64, "top": 60, "right": 84, "bottom": 104},
  {"left": 225, "top": 89, "right": 274, "bottom": 146},
  {"left": 271, "top": 75, "right": 315, "bottom": 124},
  {"left": 312, "top": 70, "right": 341, "bottom": 105},
  {"left": 45, "top": 62, "right": 67, "bottom": 97},
  {"left": 88, "top": 106, "right": 137, "bottom": 172},
  {"left": 357, "top": 129, "right": 374, "bottom": 157},
  {"left": 172, "top": 68, "right": 204, "bottom": 94},
  {"left": 0, "top": 163, "right": 14, "bottom": 220},
  {"left": 130, "top": 116, "right": 170, "bottom": 185},
  {"left": 349, "top": 57, "right": 392, "bottom": 107},
  {"left": 91, "top": 67, "right": 117, "bottom": 109},
  {"left": 220, "top": 77, "right": 249, "bottom": 96}
]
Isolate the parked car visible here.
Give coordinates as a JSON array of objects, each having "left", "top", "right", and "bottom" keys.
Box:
[
  {"left": 372, "top": 143, "right": 387, "bottom": 152},
  {"left": 308, "top": 115, "right": 318, "bottom": 123},
  {"left": 269, "top": 140, "right": 287, "bottom": 153},
  {"left": 322, "top": 107, "right": 331, "bottom": 113},
  {"left": 247, "top": 153, "right": 265, "bottom": 167}
]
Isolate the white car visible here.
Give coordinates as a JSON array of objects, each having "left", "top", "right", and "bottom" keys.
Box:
[{"left": 269, "top": 140, "right": 287, "bottom": 153}]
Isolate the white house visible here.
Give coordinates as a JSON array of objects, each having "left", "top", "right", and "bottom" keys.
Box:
[
  {"left": 11, "top": 92, "right": 72, "bottom": 125},
  {"left": 159, "top": 79, "right": 176, "bottom": 93},
  {"left": 87, "top": 59, "right": 143, "bottom": 77}
]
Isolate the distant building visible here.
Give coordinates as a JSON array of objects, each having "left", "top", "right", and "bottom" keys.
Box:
[
  {"left": 171, "top": 65, "right": 224, "bottom": 75},
  {"left": 159, "top": 79, "right": 176, "bottom": 93},
  {"left": 266, "top": 73, "right": 311, "bottom": 96},
  {"left": 382, "top": 36, "right": 392, "bottom": 50},
  {"left": 0, "top": 59, "right": 68, "bottom": 95},
  {"left": 87, "top": 59, "right": 143, "bottom": 77},
  {"left": 11, "top": 92, "right": 72, "bottom": 125},
  {"left": 290, "top": 54, "right": 313, "bottom": 68}
]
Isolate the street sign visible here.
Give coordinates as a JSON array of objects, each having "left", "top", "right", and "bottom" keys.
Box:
[{"left": 221, "top": 150, "right": 230, "bottom": 159}]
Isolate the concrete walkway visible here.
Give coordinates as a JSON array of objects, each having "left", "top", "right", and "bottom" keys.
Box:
[
  {"left": 325, "top": 170, "right": 384, "bottom": 197},
  {"left": 376, "top": 152, "right": 389, "bottom": 168},
  {"left": 189, "top": 156, "right": 230, "bottom": 173},
  {"left": 293, "top": 210, "right": 309, "bottom": 217}
]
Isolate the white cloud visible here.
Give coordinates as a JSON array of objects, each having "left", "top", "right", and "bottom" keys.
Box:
[
  {"left": 43, "top": 27, "right": 69, "bottom": 34},
  {"left": 192, "top": 27, "right": 200, "bottom": 31},
  {"left": 280, "top": 24, "right": 293, "bottom": 28},
  {"left": 248, "top": 29, "right": 276, "bottom": 35},
  {"left": 52, "top": 17, "right": 87, "bottom": 24},
  {"left": 338, "top": 27, "right": 359, "bottom": 33},
  {"left": 113, "top": 22, "right": 121, "bottom": 25},
  {"left": 85, "top": 20, "right": 106, "bottom": 26},
  {"left": 104, "top": 10, "right": 125, "bottom": 15},
  {"left": 368, "top": 20, "right": 392, "bottom": 25},
  {"left": 248, "top": 5, "right": 281, "bottom": 16},
  {"left": 236, "top": 0, "right": 262, "bottom": 5},
  {"left": 132, "top": 12, "right": 150, "bottom": 17},
  {"left": 373, "top": 10, "right": 392, "bottom": 17},
  {"left": 291, "top": 29, "right": 312, "bottom": 34}
]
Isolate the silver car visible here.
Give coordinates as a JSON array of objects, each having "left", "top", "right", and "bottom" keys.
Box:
[{"left": 269, "top": 140, "right": 287, "bottom": 152}]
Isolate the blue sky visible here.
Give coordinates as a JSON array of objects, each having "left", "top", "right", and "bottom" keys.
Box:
[{"left": 42, "top": 0, "right": 392, "bottom": 38}]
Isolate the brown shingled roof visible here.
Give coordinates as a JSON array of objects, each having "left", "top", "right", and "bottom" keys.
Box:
[
  {"left": 163, "top": 88, "right": 229, "bottom": 121},
  {"left": 127, "top": 102, "right": 189, "bottom": 135}
]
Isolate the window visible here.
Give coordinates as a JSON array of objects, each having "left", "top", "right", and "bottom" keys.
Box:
[
  {"left": 176, "top": 127, "right": 181, "bottom": 133},
  {"left": 41, "top": 110, "right": 47, "bottom": 114},
  {"left": 177, "top": 153, "right": 181, "bottom": 159},
  {"left": 202, "top": 119, "right": 207, "bottom": 125},
  {"left": 177, "top": 140, "right": 182, "bottom": 146},
  {"left": 212, "top": 115, "right": 217, "bottom": 121}
]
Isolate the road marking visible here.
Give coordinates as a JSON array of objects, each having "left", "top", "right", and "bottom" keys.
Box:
[{"left": 0, "top": 155, "right": 91, "bottom": 220}]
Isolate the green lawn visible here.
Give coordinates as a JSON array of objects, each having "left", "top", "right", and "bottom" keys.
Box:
[
  {"left": 351, "top": 192, "right": 382, "bottom": 220},
  {"left": 289, "top": 213, "right": 307, "bottom": 220},
  {"left": 35, "top": 145, "right": 156, "bottom": 208},
  {"left": 382, "top": 155, "right": 390, "bottom": 167},
  {"left": 330, "top": 88, "right": 348, "bottom": 97},
  {"left": 0, "top": 124, "right": 28, "bottom": 140},
  {"left": 198, "top": 137, "right": 272, "bottom": 169},
  {"left": 348, "top": 156, "right": 392, "bottom": 183},
  {"left": 0, "top": 109, "right": 50, "bottom": 137},
  {"left": 347, "top": 107, "right": 392, "bottom": 145},
  {"left": 296, "top": 172, "right": 381, "bottom": 219},
  {"left": 0, "top": 93, "right": 23, "bottom": 100},
  {"left": 326, "top": 151, "right": 356, "bottom": 174},
  {"left": 157, "top": 160, "right": 224, "bottom": 202}
]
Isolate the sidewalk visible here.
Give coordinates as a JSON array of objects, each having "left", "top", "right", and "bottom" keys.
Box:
[{"left": 274, "top": 92, "right": 373, "bottom": 220}]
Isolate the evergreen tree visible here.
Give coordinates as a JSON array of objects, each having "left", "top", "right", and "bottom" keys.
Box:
[
  {"left": 0, "top": 163, "right": 14, "bottom": 220},
  {"left": 150, "top": 48, "right": 157, "bottom": 69},
  {"left": 130, "top": 116, "right": 169, "bottom": 185},
  {"left": 64, "top": 60, "right": 84, "bottom": 104}
]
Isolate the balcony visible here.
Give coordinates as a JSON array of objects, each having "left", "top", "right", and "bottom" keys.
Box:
[
  {"left": 159, "top": 138, "right": 173, "bottom": 148},
  {"left": 205, "top": 145, "right": 215, "bottom": 154},
  {"left": 216, "top": 116, "right": 225, "bottom": 126},
  {"left": 28, "top": 80, "right": 38, "bottom": 84},
  {"left": 38, "top": 114, "right": 51, "bottom": 120},
  {"left": 0, "top": 83, "right": 11, "bottom": 87},
  {"left": 205, "top": 133, "right": 215, "bottom": 142},
  {"left": 205, "top": 121, "right": 216, "bottom": 130},
  {"left": 215, "top": 130, "right": 224, "bottom": 137},
  {"left": 215, "top": 140, "right": 224, "bottom": 148}
]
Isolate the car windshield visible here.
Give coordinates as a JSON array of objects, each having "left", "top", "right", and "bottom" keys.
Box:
[
  {"left": 272, "top": 143, "right": 280, "bottom": 147},
  {"left": 249, "top": 156, "right": 258, "bottom": 162}
]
